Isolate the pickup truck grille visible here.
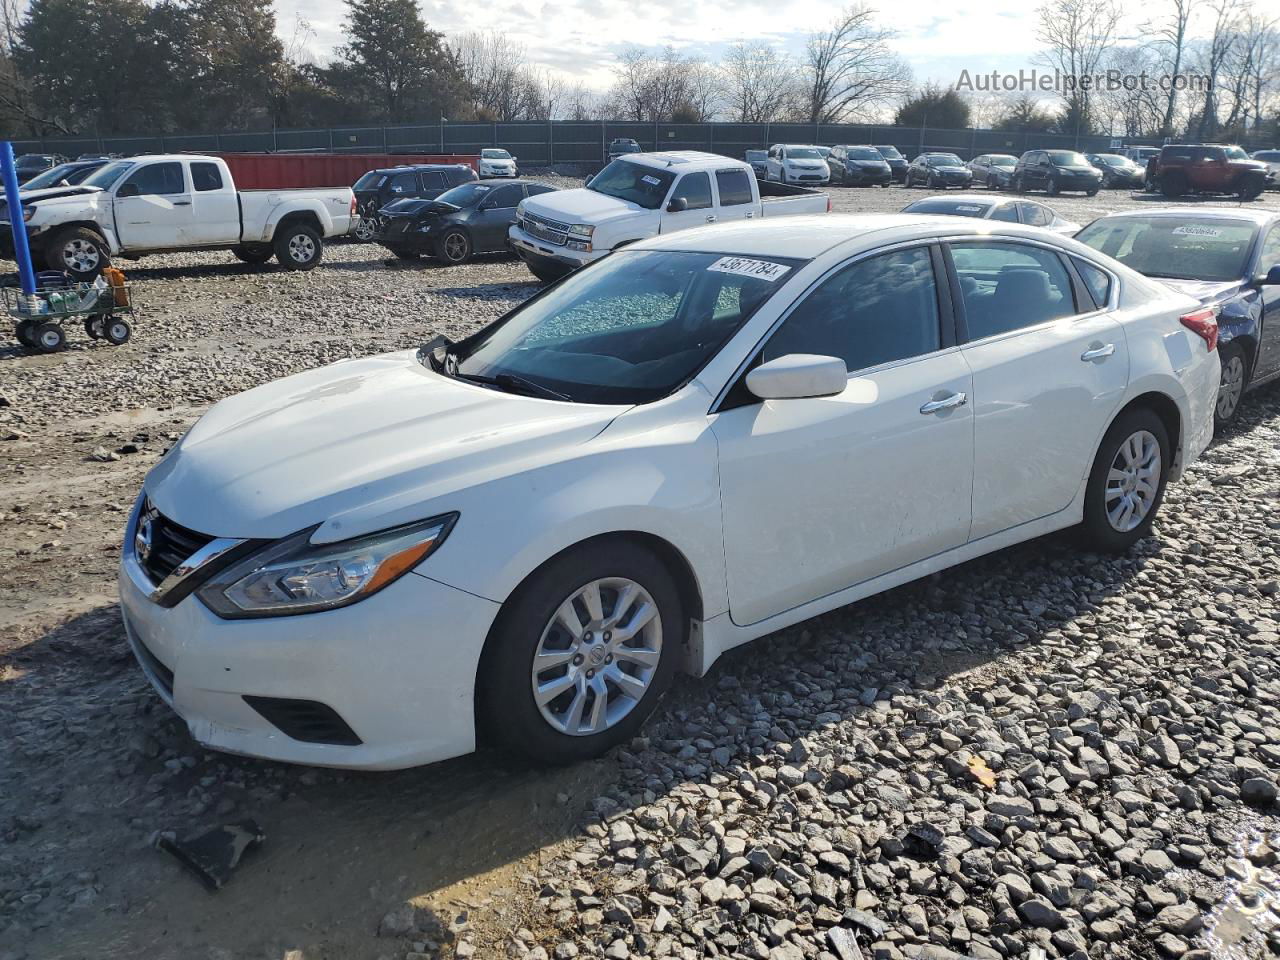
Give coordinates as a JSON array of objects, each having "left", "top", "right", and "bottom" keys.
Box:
[{"left": 519, "top": 212, "right": 569, "bottom": 247}]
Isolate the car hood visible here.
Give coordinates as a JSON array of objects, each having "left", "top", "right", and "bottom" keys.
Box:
[
  {"left": 19, "top": 185, "right": 102, "bottom": 204},
  {"left": 381, "top": 199, "right": 454, "bottom": 218},
  {"left": 1058, "top": 166, "right": 1100, "bottom": 175},
  {"left": 144, "top": 350, "right": 624, "bottom": 543},
  {"left": 1156, "top": 277, "right": 1245, "bottom": 304},
  {"left": 523, "top": 188, "right": 645, "bottom": 223},
  {"left": 851, "top": 160, "right": 891, "bottom": 168}
]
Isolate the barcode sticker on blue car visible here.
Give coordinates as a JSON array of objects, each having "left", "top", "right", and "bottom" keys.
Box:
[{"left": 707, "top": 257, "right": 791, "bottom": 282}]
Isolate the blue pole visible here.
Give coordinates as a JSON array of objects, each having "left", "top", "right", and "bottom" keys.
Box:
[{"left": 1, "top": 141, "right": 37, "bottom": 294}]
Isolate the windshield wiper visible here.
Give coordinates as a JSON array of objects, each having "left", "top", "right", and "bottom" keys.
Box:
[{"left": 455, "top": 372, "right": 571, "bottom": 402}]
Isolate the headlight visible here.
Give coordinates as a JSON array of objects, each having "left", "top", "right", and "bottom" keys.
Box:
[
  {"left": 516, "top": 200, "right": 526, "bottom": 216},
  {"left": 22, "top": 206, "right": 35, "bottom": 222},
  {"left": 568, "top": 224, "right": 594, "bottom": 238},
  {"left": 197, "top": 514, "right": 457, "bottom": 619}
]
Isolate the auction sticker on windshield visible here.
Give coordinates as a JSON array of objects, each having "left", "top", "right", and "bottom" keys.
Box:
[
  {"left": 641, "top": 175, "right": 662, "bottom": 186},
  {"left": 1172, "top": 224, "right": 1222, "bottom": 238},
  {"left": 707, "top": 257, "right": 791, "bottom": 282}
]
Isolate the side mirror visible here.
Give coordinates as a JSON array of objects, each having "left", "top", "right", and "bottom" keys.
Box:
[
  {"left": 585, "top": 174, "right": 594, "bottom": 186},
  {"left": 116, "top": 182, "right": 139, "bottom": 198},
  {"left": 512, "top": 156, "right": 518, "bottom": 162},
  {"left": 746, "top": 354, "right": 848, "bottom": 400},
  {"left": 667, "top": 197, "right": 688, "bottom": 213},
  {"left": 1261, "top": 264, "right": 1280, "bottom": 285}
]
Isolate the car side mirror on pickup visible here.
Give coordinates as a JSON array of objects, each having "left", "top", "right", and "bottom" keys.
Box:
[
  {"left": 1261, "top": 264, "right": 1280, "bottom": 285},
  {"left": 746, "top": 354, "right": 848, "bottom": 400},
  {"left": 667, "top": 197, "right": 688, "bottom": 213},
  {"left": 116, "top": 183, "right": 140, "bottom": 198}
]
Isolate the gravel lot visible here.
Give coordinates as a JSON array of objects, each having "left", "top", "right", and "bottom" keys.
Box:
[{"left": 2, "top": 177, "right": 1279, "bottom": 960}]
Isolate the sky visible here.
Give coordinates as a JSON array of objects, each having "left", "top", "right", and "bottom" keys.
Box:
[{"left": 272, "top": 0, "right": 1181, "bottom": 97}]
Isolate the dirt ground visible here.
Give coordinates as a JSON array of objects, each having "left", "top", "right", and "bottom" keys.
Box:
[{"left": 2, "top": 179, "right": 1279, "bottom": 960}]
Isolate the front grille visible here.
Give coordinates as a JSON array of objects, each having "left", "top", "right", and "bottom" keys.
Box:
[
  {"left": 243, "top": 696, "right": 363, "bottom": 746},
  {"left": 133, "top": 632, "right": 175, "bottom": 698},
  {"left": 141, "top": 506, "right": 215, "bottom": 585},
  {"left": 521, "top": 213, "right": 569, "bottom": 247}
]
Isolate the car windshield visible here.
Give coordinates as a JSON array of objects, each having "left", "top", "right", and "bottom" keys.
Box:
[
  {"left": 904, "top": 199, "right": 991, "bottom": 216},
  {"left": 587, "top": 159, "right": 675, "bottom": 209},
  {"left": 482, "top": 149, "right": 511, "bottom": 160},
  {"left": 1048, "top": 151, "right": 1090, "bottom": 166},
  {"left": 16, "top": 156, "right": 49, "bottom": 171},
  {"left": 612, "top": 142, "right": 641, "bottom": 153},
  {"left": 1223, "top": 145, "right": 1248, "bottom": 160},
  {"left": 1255, "top": 152, "right": 1280, "bottom": 161},
  {"left": 876, "top": 146, "right": 903, "bottom": 159},
  {"left": 928, "top": 155, "right": 962, "bottom": 166},
  {"left": 451, "top": 250, "right": 803, "bottom": 404},
  {"left": 990, "top": 156, "right": 1017, "bottom": 167},
  {"left": 745, "top": 151, "right": 766, "bottom": 161},
  {"left": 435, "top": 183, "right": 491, "bottom": 207},
  {"left": 848, "top": 147, "right": 883, "bottom": 160},
  {"left": 786, "top": 148, "right": 823, "bottom": 159},
  {"left": 1076, "top": 216, "right": 1257, "bottom": 282},
  {"left": 354, "top": 171, "right": 387, "bottom": 190},
  {"left": 81, "top": 160, "right": 134, "bottom": 190},
  {"left": 22, "top": 164, "right": 81, "bottom": 189}
]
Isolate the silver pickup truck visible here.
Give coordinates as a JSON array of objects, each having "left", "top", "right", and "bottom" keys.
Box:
[
  {"left": 509, "top": 151, "right": 830, "bottom": 282},
  {"left": 3, "top": 154, "right": 355, "bottom": 279}
]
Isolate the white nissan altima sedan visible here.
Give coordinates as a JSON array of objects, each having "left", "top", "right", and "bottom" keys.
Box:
[{"left": 120, "top": 215, "right": 1220, "bottom": 770}]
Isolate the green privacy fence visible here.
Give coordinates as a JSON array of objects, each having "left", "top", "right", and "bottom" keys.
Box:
[{"left": 13, "top": 120, "right": 1270, "bottom": 165}]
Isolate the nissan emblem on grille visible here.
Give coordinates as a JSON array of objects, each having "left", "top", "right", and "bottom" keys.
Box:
[{"left": 135, "top": 511, "right": 155, "bottom": 565}]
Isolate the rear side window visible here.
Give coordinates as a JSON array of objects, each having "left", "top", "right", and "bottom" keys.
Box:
[
  {"left": 762, "top": 247, "right": 941, "bottom": 372},
  {"left": 672, "top": 172, "right": 712, "bottom": 210},
  {"left": 388, "top": 172, "right": 416, "bottom": 195},
  {"left": 420, "top": 171, "right": 448, "bottom": 190},
  {"left": 990, "top": 204, "right": 1019, "bottom": 223},
  {"left": 716, "top": 169, "right": 754, "bottom": 206},
  {"left": 191, "top": 162, "right": 222, "bottom": 192},
  {"left": 354, "top": 172, "right": 386, "bottom": 190},
  {"left": 1074, "top": 258, "right": 1113, "bottom": 308},
  {"left": 121, "top": 162, "right": 184, "bottom": 196},
  {"left": 950, "top": 241, "right": 1076, "bottom": 340},
  {"left": 1018, "top": 202, "right": 1053, "bottom": 228},
  {"left": 526, "top": 184, "right": 556, "bottom": 197},
  {"left": 486, "top": 184, "right": 523, "bottom": 208}
]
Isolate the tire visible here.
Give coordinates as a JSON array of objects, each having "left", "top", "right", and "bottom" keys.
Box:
[
  {"left": 31, "top": 320, "right": 66, "bottom": 353},
  {"left": 1013, "top": 175, "right": 1024, "bottom": 194},
  {"left": 1046, "top": 177, "right": 1059, "bottom": 197},
  {"left": 1160, "top": 172, "right": 1187, "bottom": 198},
  {"left": 83, "top": 315, "right": 105, "bottom": 339},
  {"left": 927, "top": 174, "right": 938, "bottom": 189},
  {"left": 272, "top": 222, "right": 322, "bottom": 271},
  {"left": 1238, "top": 176, "right": 1265, "bottom": 201},
  {"left": 987, "top": 175, "right": 998, "bottom": 190},
  {"left": 45, "top": 226, "right": 109, "bottom": 281},
  {"left": 904, "top": 172, "right": 914, "bottom": 188},
  {"left": 1080, "top": 407, "right": 1171, "bottom": 553},
  {"left": 353, "top": 217, "right": 380, "bottom": 242},
  {"left": 435, "top": 228, "right": 472, "bottom": 266},
  {"left": 526, "top": 259, "right": 570, "bottom": 284},
  {"left": 477, "top": 540, "right": 683, "bottom": 764},
  {"left": 386, "top": 246, "right": 419, "bottom": 260},
  {"left": 232, "top": 244, "right": 273, "bottom": 265},
  {"left": 1086, "top": 188, "right": 1099, "bottom": 197},
  {"left": 1213, "top": 341, "right": 1248, "bottom": 429},
  {"left": 16, "top": 318, "right": 36, "bottom": 348},
  {"left": 102, "top": 317, "right": 131, "bottom": 345}
]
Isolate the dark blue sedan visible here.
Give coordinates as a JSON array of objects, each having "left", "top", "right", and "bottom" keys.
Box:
[{"left": 1077, "top": 208, "right": 1280, "bottom": 428}]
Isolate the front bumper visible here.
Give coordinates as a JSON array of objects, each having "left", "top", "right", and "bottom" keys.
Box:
[
  {"left": 509, "top": 225, "right": 596, "bottom": 272},
  {"left": 480, "top": 166, "right": 518, "bottom": 178},
  {"left": 118, "top": 506, "right": 500, "bottom": 771},
  {"left": 782, "top": 169, "right": 829, "bottom": 183}
]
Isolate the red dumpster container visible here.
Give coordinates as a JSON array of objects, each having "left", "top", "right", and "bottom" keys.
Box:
[{"left": 211, "top": 152, "right": 481, "bottom": 189}]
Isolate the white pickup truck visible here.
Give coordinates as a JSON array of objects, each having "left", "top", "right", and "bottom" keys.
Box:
[
  {"left": 3, "top": 154, "right": 355, "bottom": 279},
  {"left": 509, "top": 151, "right": 829, "bottom": 281}
]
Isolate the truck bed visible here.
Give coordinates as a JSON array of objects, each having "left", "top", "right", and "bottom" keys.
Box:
[{"left": 757, "top": 178, "right": 829, "bottom": 216}]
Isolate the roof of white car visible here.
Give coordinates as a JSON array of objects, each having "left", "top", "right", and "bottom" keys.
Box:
[
  {"left": 1088, "top": 207, "right": 1278, "bottom": 225},
  {"left": 621, "top": 151, "right": 744, "bottom": 170},
  {"left": 634, "top": 214, "right": 1063, "bottom": 259},
  {"left": 909, "top": 193, "right": 1008, "bottom": 206}
]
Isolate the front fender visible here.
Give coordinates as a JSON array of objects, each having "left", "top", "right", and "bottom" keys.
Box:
[{"left": 1216, "top": 291, "right": 1262, "bottom": 355}]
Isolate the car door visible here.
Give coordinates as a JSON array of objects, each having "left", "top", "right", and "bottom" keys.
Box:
[
  {"left": 713, "top": 168, "right": 756, "bottom": 224},
  {"left": 187, "top": 161, "right": 240, "bottom": 244},
  {"left": 113, "top": 160, "right": 195, "bottom": 249},
  {"left": 711, "top": 244, "right": 974, "bottom": 626},
  {"left": 1253, "top": 222, "right": 1280, "bottom": 380},
  {"left": 662, "top": 171, "right": 716, "bottom": 232},
  {"left": 948, "top": 239, "right": 1129, "bottom": 539},
  {"left": 470, "top": 183, "right": 524, "bottom": 252}
]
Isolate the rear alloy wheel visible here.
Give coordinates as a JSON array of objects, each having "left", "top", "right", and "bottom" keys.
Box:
[
  {"left": 1214, "top": 342, "right": 1247, "bottom": 429},
  {"left": 478, "top": 541, "right": 681, "bottom": 763},
  {"left": 273, "top": 223, "right": 322, "bottom": 271},
  {"left": 435, "top": 228, "right": 472, "bottom": 266},
  {"left": 353, "top": 216, "right": 380, "bottom": 241},
  {"left": 1081, "top": 408, "right": 1169, "bottom": 553}
]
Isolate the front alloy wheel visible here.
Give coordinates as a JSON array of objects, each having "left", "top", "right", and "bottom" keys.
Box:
[{"left": 531, "top": 578, "right": 662, "bottom": 736}]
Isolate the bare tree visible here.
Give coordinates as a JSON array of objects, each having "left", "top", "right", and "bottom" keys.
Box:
[
  {"left": 1145, "top": 0, "right": 1200, "bottom": 136},
  {"left": 1096, "top": 45, "right": 1165, "bottom": 136},
  {"left": 721, "top": 41, "right": 799, "bottom": 123},
  {"left": 802, "top": 5, "right": 909, "bottom": 123},
  {"left": 1220, "top": 7, "right": 1279, "bottom": 132},
  {"left": 451, "top": 30, "right": 545, "bottom": 120},
  {"left": 604, "top": 46, "right": 719, "bottom": 122},
  {"left": 1035, "top": 0, "right": 1122, "bottom": 133},
  {"left": 1190, "top": 0, "right": 1242, "bottom": 138}
]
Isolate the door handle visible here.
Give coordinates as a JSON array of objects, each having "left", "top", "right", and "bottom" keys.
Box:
[
  {"left": 1080, "top": 343, "right": 1115, "bottom": 362},
  {"left": 744, "top": 212, "right": 754, "bottom": 218},
  {"left": 920, "top": 391, "right": 967, "bottom": 415},
  {"left": 705, "top": 215, "right": 717, "bottom": 223},
  {"left": 173, "top": 201, "right": 191, "bottom": 206}
]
